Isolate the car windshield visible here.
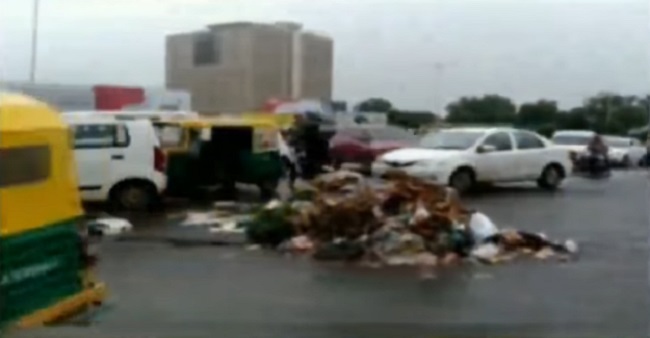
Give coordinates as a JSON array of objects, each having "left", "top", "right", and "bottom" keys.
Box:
[
  {"left": 419, "top": 130, "right": 485, "bottom": 150},
  {"left": 552, "top": 135, "right": 592, "bottom": 146},
  {"left": 604, "top": 137, "right": 631, "bottom": 148}
]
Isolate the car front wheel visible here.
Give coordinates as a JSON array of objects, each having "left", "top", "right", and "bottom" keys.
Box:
[
  {"left": 448, "top": 168, "right": 475, "bottom": 194},
  {"left": 537, "top": 164, "right": 563, "bottom": 190}
]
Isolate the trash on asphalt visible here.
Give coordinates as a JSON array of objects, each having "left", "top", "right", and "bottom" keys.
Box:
[
  {"left": 87, "top": 217, "right": 133, "bottom": 236},
  {"left": 208, "top": 220, "right": 246, "bottom": 234},
  {"left": 182, "top": 210, "right": 251, "bottom": 233},
  {"left": 181, "top": 212, "right": 222, "bottom": 227},
  {"left": 242, "top": 169, "right": 579, "bottom": 269}
]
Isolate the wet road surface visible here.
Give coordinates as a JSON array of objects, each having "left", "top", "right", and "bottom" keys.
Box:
[{"left": 19, "top": 172, "right": 649, "bottom": 338}]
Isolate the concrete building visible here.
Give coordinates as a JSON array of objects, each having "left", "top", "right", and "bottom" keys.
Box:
[{"left": 165, "top": 21, "right": 333, "bottom": 113}]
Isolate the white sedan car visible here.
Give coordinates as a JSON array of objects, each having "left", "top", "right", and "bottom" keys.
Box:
[
  {"left": 603, "top": 135, "right": 646, "bottom": 167},
  {"left": 372, "top": 127, "right": 573, "bottom": 193}
]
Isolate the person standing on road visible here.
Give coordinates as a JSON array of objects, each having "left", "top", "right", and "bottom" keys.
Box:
[{"left": 278, "top": 129, "right": 298, "bottom": 192}]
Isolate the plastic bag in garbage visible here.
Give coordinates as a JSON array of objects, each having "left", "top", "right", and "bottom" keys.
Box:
[
  {"left": 181, "top": 212, "right": 221, "bottom": 227},
  {"left": 468, "top": 212, "right": 499, "bottom": 243}
]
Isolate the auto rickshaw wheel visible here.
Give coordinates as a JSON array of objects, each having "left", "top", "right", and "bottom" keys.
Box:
[{"left": 110, "top": 180, "right": 158, "bottom": 211}]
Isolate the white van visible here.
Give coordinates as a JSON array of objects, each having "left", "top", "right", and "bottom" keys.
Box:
[{"left": 62, "top": 114, "right": 167, "bottom": 210}]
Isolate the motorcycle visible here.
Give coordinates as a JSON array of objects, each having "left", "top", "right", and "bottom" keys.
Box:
[{"left": 571, "top": 150, "right": 611, "bottom": 179}]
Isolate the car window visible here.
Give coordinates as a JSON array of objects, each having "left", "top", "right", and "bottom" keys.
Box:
[
  {"left": 72, "top": 124, "right": 130, "bottom": 149},
  {"left": 482, "top": 132, "right": 513, "bottom": 151},
  {"left": 514, "top": 131, "right": 545, "bottom": 149},
  {"left": 604, "top": 136, "right": 632, "bottom": 148},
  {"left": 552, "top": 135, "right": 592, "bottom": 146}
]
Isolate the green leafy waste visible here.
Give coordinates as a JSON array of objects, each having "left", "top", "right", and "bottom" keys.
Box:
[{"left": 244, "top": 203, "right": 296, "bottom": 247}]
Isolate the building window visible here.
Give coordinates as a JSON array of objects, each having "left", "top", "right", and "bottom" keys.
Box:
[
  {"left": 0, "top": 146, "right": 51, "bottom": 188},
  {"left": 72, "top": 124, "right": 130, "bottom": 149},
  {"left": 193, "top": 32, "right": 221, "bottom": 66}
]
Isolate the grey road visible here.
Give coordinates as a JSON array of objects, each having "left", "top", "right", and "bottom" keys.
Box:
[{"left": 19, "top": 171, "right": 649, "bottom": 338}]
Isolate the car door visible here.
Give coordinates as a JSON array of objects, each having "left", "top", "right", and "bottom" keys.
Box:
[
  {"left": 107, "top": 123, "right": 134, "bottom": 186},
  {"left": 513, "top": 130, "right": 548, "bottom": 179},
  {"left": 474, "top": 131, "right": 517, "bottom": 182},
  {"left": 72, "top": 124, "right": 113, "bottom": 199}
]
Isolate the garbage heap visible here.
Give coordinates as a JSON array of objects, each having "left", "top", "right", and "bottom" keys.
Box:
[{"left": 245, "top": 170, "right": 578, "bottom": 267}]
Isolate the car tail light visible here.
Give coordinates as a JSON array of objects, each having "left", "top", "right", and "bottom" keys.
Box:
[{"left": 154, "top": 146, "right": 167, "bottom": 172}]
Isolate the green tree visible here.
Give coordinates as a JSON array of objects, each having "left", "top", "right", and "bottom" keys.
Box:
[
  {"left": 356, "top": 98, "right": 393, "bottom": 112},
  {"left": 388, "top": 109, "right": 438, "bottom": 129},
  {"left": 516, "top": 100, "right": 558, "bottom": 127},
  {"left": 555, "top": 107, "right": 590, "bottom": 130},
  {"left": 580, "top": 93, "right": 648, "bottom": 134},
  {"left": 445, "top": 95, "right": 516, "bottom": 124}
]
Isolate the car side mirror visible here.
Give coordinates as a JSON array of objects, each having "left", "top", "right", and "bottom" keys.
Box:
[{"left": 477, "top": 144, "right": 497, "bottom": 154}]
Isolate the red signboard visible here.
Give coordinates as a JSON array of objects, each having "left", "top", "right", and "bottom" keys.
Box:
[{"left": 93, "top": 85, "right": 145, "bottom": 110}]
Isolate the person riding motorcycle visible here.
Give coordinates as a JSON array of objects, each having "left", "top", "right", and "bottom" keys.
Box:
[
  {"left": 585, "top": 134, "right": 609, "bottom": 173},
  {"left": 587, "top": 134, "right": 608, "bottom": 156}
]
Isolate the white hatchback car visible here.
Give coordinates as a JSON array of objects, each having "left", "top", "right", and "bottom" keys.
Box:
[
  {"left": 63, "top": 114, "right": 167, "bottom": 210},
  {"left": 372, "top": 127, "right": 573, "bottom": 193}
]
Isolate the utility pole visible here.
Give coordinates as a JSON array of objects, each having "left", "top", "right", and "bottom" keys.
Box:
[
  {"left": 29, "top": 0, "right": 40, "bottom": 83},
  {"left": 645, "top": 95, "right": 650, "bottom": 143}
]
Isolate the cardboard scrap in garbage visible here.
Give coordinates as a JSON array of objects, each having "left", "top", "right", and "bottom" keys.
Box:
[{"left": 245, "top": 169, "right": 579, "bottom": 269}]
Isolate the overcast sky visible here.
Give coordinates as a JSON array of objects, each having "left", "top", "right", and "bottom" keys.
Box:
[{"left": 1, "top": 0, "right": 648, "bottom": 111}]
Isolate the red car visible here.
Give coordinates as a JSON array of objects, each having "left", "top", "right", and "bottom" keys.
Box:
[{"left": 329, "top": 125, "right": 418, "bottom": 169}]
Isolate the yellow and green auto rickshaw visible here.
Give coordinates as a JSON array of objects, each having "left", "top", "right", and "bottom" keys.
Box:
[
  {"left": 153, "top": 116, "right": 284, "bottom": 199},
  {"left": 0, "top": 93, "right": 106, "bottom": 330}
]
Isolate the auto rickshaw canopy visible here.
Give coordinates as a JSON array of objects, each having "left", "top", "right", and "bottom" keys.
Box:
[
  {"left": 240, "top": 112, "right": 296, "bottom": 129},
  {"left": 202, "top": 116, "right": 278, "bottom": 129},
  {"left": 0, "top": 93, "right": 83, "bottom": 236}
]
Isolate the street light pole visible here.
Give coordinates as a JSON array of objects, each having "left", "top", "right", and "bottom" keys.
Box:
[
  {"left": 644, "top": 95, "right": 650, "bottom": 169},
  {"left": 29, "top": 0, "right": 40, "bottom": 83},
  {"left": 645, "top": 95, "right": 650, "bottom": 142}
]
